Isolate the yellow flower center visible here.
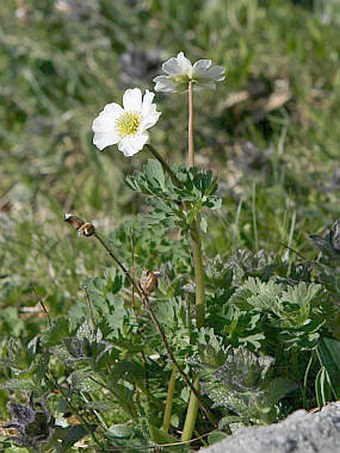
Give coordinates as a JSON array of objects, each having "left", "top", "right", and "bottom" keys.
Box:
[{"left": 116, "top": 111, "right": 141, "bottom": 137}]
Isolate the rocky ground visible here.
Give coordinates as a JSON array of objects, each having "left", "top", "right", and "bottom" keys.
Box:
[{"left": 203, "top": 402, "right": 340, "bottom": 453}]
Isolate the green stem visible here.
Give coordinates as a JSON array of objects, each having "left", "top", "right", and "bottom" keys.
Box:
[
  {"left": 180, "top": 236, "right": 203, "bottom": 441},
  {"left": 191, "top": 220, "right": 205, "bottom": 328},
  {"left": 181, "top": 376, "right": 200, "bottom": 441},
  {"left": 162, "top": 368, "right": 177, "bottom": 433},
  {"left": 252, "top": 180, "right": 259, "bottom": 253},
  {"left": 181, "top": 81, "right": 207, "bottom": 441},
  {"left": 187, "top": 81, "right": 194, "bottom": 167},
  {"left": 186, "top": 79, "right": 205, "bottom": 327}
]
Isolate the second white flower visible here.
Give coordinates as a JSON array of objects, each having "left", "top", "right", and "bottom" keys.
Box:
[{"left": 153, "top": 52, "right": 225, "bottom": 93}]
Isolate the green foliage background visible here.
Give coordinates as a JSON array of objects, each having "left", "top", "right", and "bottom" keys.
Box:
[{"left": 0, "top": 0, "right": 339, "bottom": 451}]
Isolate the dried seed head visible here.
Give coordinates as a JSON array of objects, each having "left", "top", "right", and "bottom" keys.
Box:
[
  {"left": 139, "top": 270, "right": 161, "bottom": 295},
  {"left": 78, "top": 222, "right": 96, "bottom": 237},
  {"left": 64, "top": 213, "right": 95, "bottom": 237}
]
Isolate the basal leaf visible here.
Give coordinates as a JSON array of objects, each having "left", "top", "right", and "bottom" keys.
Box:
[
  {"left": 0, "top": 378, "right": 35, "bottom": 391},
  {"left": 59, "top": 424, "right": 96, "bottom": 448},
  {"left": 317, "top": 337, "right": 340, "bottom": 398},
  {"left": 148, "top": 425, "right": 183, "bottom": 451},
  {"left": 315, "top": 366, "right": 333, "bottom": 408}
]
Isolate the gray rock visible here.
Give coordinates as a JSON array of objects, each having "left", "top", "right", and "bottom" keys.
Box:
[{"left": 202, "top": 402, "right": 340, "bottom": 453}]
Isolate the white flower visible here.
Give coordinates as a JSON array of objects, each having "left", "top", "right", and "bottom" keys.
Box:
[
  {"left": 153, "top": 52, "right": 225, "bottom": 93},
  {"left": 92, "top": 88, "right": 161, "bottom": 157}
]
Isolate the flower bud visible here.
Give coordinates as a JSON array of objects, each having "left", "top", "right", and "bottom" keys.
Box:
[{"left": 139, "top": 270, "right": 161, "bottom": 295}]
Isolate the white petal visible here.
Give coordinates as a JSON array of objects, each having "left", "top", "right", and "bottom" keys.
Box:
[
  {"left": 144, "top": 103, "right": 157, "bottom": 117},
  {"left": 153, "top": 75, "right": 178, "bottom": 93},
  {"left": 193, "top": 59, "right": 212, "bottom": 73},
  {"left": 140, "top": 111, "right": 161, "bottom": 132},
  {"left": 92, "top": 114, "right": 116, "bottom": 133},
  {"left": 162, "top": 57, "right": 183, "bottom": 75},
  {"left": 141, "top": 89, "right": 155, "bottom": 116},
  {"left": 162, "top": 52, "right": 192, "bottom": 75},
  {"left": 93, "top": 131, "right": 120, "bottom": 151},
  {"left": 203, "top": 66, "right": 225, "bottom": 81},
  {"left": 118, "top": 134, "right": 148, "bottom": 157},
  {"left": 123, "top": 88, "right": 142, "bottom": 111},
  {"left": 102, "top": 102, "right": 124, "bottom": 116},
  {"left": 176, "top": 52, "right": 192, "bottom": 72},
  {"left": 92, "top": 102, "right": 123, "bottom": 133}
]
